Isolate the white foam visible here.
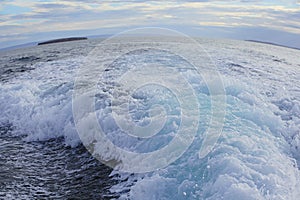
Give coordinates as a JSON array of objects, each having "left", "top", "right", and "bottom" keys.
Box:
[
  {"left": 111, "top": 40, "right": 300, "bottom": 199},
  {"left": 117, "top": 80, "right": 300, "bottom": 199},
  {"left": 0, "top": 58, "right": 82, "bottom": 146},
  {"left": 1, "top": 38, "right": 300, "bottom": 199}
]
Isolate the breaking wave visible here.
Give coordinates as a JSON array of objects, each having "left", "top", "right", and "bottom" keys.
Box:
[{"left": 0, "top": 37, "right": 300, "bottom": 199}]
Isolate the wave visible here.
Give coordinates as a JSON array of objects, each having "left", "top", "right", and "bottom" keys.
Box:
[
  {"left": 0, "top": 58, "right": 81, "bottom": 146},
  {"left": 0, "top": 38, "right": 300, "bottom": 199},
  {"left": 122, "top": 84, "right": 299, "bottom": 199}
]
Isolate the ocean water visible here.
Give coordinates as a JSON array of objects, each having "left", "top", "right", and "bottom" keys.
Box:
[{"left": 0, "top": 37, "right": 300, "bottom": 199}]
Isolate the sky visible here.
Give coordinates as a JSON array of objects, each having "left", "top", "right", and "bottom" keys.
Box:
[{"left": 0, "top": 0, "right": 300, "bottom": 49}]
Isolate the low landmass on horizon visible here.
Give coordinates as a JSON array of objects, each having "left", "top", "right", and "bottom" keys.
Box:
[
  {"left": 37, "top": 37, "right": 88, "bottom": 45},
  {"left": 245, "top": 40, "right": 300, "bottom": 51}
]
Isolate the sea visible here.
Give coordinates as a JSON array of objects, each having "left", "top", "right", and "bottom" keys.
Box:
[{"left": 0, "top": 37, "right": 300, "bottom": 199}]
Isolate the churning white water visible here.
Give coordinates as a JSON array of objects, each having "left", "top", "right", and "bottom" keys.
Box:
[{"left": 0, "top": 37, "right": 299, "bottom": 199}]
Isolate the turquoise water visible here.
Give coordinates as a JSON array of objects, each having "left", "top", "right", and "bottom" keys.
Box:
[{"left": 0, "top": 38, "right": 299, "bottom": 199}]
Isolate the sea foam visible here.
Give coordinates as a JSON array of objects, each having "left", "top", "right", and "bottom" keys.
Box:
[{"left": 0, "top": 38, "right": 299, "bottom": 199}]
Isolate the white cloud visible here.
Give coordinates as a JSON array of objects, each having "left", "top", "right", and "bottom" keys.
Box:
[{"left": 0, "top": 0, "right": 299, "bottom": 48}]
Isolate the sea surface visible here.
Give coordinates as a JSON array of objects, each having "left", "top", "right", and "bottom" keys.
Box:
[{"left": 0, "top": 38, "right": 300, "bottom": 199}]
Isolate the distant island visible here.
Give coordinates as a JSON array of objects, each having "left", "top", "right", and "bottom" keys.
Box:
[
  {"left": 245, "top": 40, "right": 300, "bottom": 51},
  {"left": 38, "top": 37, "right": 88, "bottom": 45}
]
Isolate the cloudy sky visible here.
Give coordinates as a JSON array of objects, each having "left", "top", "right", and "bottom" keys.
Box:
[{"left": 0, "top": 0, "right": 300, "bottom": 49}]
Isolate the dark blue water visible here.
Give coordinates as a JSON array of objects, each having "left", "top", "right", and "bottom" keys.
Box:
[{"left": 0, "top": 40, "right": 123, "bottom": 199}]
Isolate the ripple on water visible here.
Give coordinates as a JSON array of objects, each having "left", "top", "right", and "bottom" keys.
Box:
[{"left": 0, "top": 125, "right": 120, "bottom": 199}]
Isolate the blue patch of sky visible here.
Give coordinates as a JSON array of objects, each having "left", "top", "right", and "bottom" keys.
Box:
[{"left": 0, "top": 5, "right": 32, "bottom": 15}]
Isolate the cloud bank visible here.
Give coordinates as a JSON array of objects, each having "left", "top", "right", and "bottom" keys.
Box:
[{"left": 0, "top": 0, "right": 299, "bottom": 49}]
